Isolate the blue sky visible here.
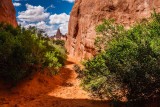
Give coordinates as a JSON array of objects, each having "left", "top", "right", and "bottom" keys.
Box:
[{"left": 12, "top": 0, "right": 74, "bottom": 36}]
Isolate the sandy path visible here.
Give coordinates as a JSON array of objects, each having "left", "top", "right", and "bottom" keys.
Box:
[
  {"left": 0, "top": 58, "right": 110, "bottom": 107},
  {"left": 48, "top": 61, "right": 90, "bottom": 99}
]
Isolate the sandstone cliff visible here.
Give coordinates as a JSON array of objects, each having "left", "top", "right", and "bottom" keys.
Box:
[
  {"left": 0, "top": 0, "right": 17, "bottom": 27},
  {"left": 66, "top": 0, "right": 160, "bottom": 60}
]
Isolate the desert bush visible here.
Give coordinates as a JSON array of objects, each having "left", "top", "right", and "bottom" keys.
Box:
[
  {"left": 95, "top": 19, "right": 124, "bottom": 52},
  {"left": 53, "top": 39, "right": 65, "bottom": 47},
  {"left": 0, "top": 24, "right": 66, "bottom": 83},
  {"left": 82, "top": 12, "right": 160, "bottom": 102},
  {"left": 73, "top": 64, "right": 84, "bottom": 78}
]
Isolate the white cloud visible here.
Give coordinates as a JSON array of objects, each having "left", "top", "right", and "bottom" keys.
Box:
[
  {"left": 19, "top": 21, "right": 56, "bottom": 36},
  {"left": 36, "top": 21, "right": 57, "bottom": 36},
  {"left": 49, "top": 13, "right": 70, "bottom": 24},
  {"left": 17, "top": 4, "right": 50, "bottom": 22},
  {"left": 17, "top": 4, "right": 70, "bottom": 36},
  {"left": 49, "top": 13, "right": 70, "bottom": 35},
  {"left": 45, "top": 4, "right": 55, "bottom": 11},
  {"left": 59, "top": 22, "right": 68, "bottom": 35},
  {"left": 63, "top": 0, "right": 75, "bottom": 3},
  {"left": 13, "top": 2, "right": 21, "bottom": 7}
]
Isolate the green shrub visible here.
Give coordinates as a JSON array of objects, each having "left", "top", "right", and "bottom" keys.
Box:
[
  {"left": 95, "top": 19, "right": 124, "bottom": 52},
  {"left": 0, "top": 24, "right": 66, "bottom": 83},
  {"left": 82, "top": 12, "right": 160, "bottom": 102},
  {"left": 53, "top": 39, "right": 65, "bottom": 47},
  {"left": 73, "top": 64, "right": 84, "bottom": 78}
]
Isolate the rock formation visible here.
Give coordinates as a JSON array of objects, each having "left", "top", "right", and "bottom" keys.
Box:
[
  {"left": 50, "top": 28, "right": 67, "bottom": 41},
  {"left": 55, "top": 28, "right": 63, "bottom": 40},
  {"left": 66, "top": 0, "right": 160, "bottom": 60},
  {"left": 0, "top": 0, "right": 17, "bottom": 27}
]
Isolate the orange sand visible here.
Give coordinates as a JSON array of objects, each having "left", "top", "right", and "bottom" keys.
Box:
[{"left": 0, "top": 58, "right": 109, "bottom": 107}]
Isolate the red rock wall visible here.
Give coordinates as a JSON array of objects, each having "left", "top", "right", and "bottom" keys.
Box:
[
  {"left": 0, "top": 0, "right": 17, "bottom": 27},
  {"left": 66, "top": 0, "right": 160, "bottom": 60}
]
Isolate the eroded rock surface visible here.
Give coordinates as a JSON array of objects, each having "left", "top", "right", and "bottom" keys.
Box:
[
  {"left": 0, "top": 0, "right": 17, "bottom": 27},
  {"left": 66, "top": 0, "right": 160, "bottom": 60}
]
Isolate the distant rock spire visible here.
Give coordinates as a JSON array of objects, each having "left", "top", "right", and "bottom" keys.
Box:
[
  {"left": 50, "top": 28, "right": 67, "bottom": 41},
  {"left": 55, "top": 28, "right": 62, "bottom": 39}
]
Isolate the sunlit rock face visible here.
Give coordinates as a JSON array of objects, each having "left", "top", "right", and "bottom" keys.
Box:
[
  {"left": 66, "top": 0, "right": 160, "bottom": 60},
  {"left": 0, "top": 0, "right": 17, "bottom": 27}
]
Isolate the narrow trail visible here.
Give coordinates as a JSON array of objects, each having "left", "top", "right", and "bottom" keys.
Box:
[
  {"left": 48, "top": 58, "right": 90, "bottom": 99},
  {"left": 0, "top": 58, "right": 110, "bottom": 107}
]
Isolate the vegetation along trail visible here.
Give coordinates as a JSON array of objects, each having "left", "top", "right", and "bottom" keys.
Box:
[{"left": 0, "top": 57, "right": 109, "bottom": 107}]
